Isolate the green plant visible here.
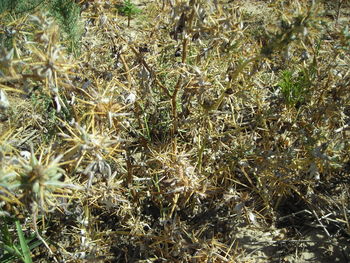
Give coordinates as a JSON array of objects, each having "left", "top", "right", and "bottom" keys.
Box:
[
  {"left": 117, "top": 0, "right": 141, "bottom": 27},
  {"left": 340, "top": 25, "right": 350, "bottom": 50},
  {"left": 0, "top": 217, "right": 42, "bottom": 263},
  {"left": 49, "top": 0, "right": 83, "bottom": 56},
  {"left": 0, "top": 0, "right": 44, "bottom": 16},
  {"left": 0, "top": 0, "right": 82, "bottom": 56},
  {"left": 278, "top": 69, "right": 311, "bottom": 107}
]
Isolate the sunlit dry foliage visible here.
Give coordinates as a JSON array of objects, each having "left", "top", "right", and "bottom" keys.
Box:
[{"left": 0, "top": 0, "right": 349, "bottom": 262}]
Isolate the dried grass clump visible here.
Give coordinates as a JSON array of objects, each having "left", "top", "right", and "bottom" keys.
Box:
[{"left": 1, "top": 0, "right": 350, "bottom": 262}]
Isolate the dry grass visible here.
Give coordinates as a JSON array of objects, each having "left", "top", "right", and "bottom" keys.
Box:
[{"left": 1, "top": 0, "right": 350, "bottom": 262}]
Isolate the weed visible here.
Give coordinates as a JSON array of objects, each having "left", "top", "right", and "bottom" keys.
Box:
[
  {"left": 279, "top": 69, "right": 310, "bottom": 107},
  {"left": 117, "top": 0, "right": 142, "bottom": 27},
  {"left": 0, "top": 0, "right": 349, "bottom": 262},
  {"left": 0, "top": 0, "right": 82, "bottom": 56},
  {"left": 0, "top": 0, "right": 44, "bottom": 16},
  {"left": 0, "top": 217, "right": 42, "bottom": 263},
  {"left": 49, "top": 0, "right": 83, "bottom": 56}
]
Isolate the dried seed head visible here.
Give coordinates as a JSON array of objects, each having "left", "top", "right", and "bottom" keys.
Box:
[
  {"left": 125, "top": 92, "right": 137, "bottom": 104},
  {"left": 0, "top": 47, "right": 14, "bottom": 69},
  {"left": 0, "top": 89, "right": 9, "bottom": 110}
]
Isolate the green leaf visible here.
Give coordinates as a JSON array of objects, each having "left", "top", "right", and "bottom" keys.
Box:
[{"left": 15, "top": 220, "right": 33, "bottom": 263}]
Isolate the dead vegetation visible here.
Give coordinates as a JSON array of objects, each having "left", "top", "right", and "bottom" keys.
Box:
[{"left": 0, "top": 0, "right": 350, "bottom": 262}]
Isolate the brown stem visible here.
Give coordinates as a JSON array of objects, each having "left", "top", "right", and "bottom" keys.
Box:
[
  {"left": 171, "top": 78, "right": 182, "bottom": 158},
  {"left": 120, "top": 54, "right": 132, "bottom": 90},
  {"left": 129, "top": 45, "right": 171, "bottom": 98},
  {"left": 170, "top": 0, "right": 197, "bottom": 158},
  {"left": 181, "top": 1, "right": 196, "bottom": 64},
  {"left": 336, "top": 0, "right": 344, "bottom": 26}
]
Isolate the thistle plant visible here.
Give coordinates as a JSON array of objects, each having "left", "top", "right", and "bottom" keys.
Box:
[
  {"left": 0, "top": 0, "right": 83, "bottom": 56},
  {"left": 27, "top": 13, "right": 75, "bottom": 87},
  {"left": 0, "top": 0, "right": 349, "bottom": 261},
  {"left": 18, "top": 145, "right": 71, "bottom": 212},
  {"left": 59, "top": 121, "right": 121, "bottom": 173}
]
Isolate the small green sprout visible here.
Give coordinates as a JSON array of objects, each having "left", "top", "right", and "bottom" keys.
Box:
[
  {"left": 278, "top": 69, "right": 311, "bottom": 107},
  {"left": 117, "top": 0, "right": 141, "bottom": 27}
]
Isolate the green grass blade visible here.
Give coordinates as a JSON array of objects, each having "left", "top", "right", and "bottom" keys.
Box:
[
  {"left": 28, "top": 238, "right": 43, "bottom": 251},
  {"left": 15, "top": 220, "right": 33, "bottom": 263},
  {"left": 0, "top": 238, "right": 26, "bottom": 262},
  {"left": 0, "top": 217, "right": 13, "bottom": 245}
]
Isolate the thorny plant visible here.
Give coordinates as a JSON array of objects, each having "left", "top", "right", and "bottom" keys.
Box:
[{"left": 0, "top": 0, "right": 350, "bottom": 262}]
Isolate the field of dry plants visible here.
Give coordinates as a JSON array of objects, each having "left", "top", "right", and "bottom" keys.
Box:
[{"left": 0, "top": 0, "right": 350, "bottom": 262}]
